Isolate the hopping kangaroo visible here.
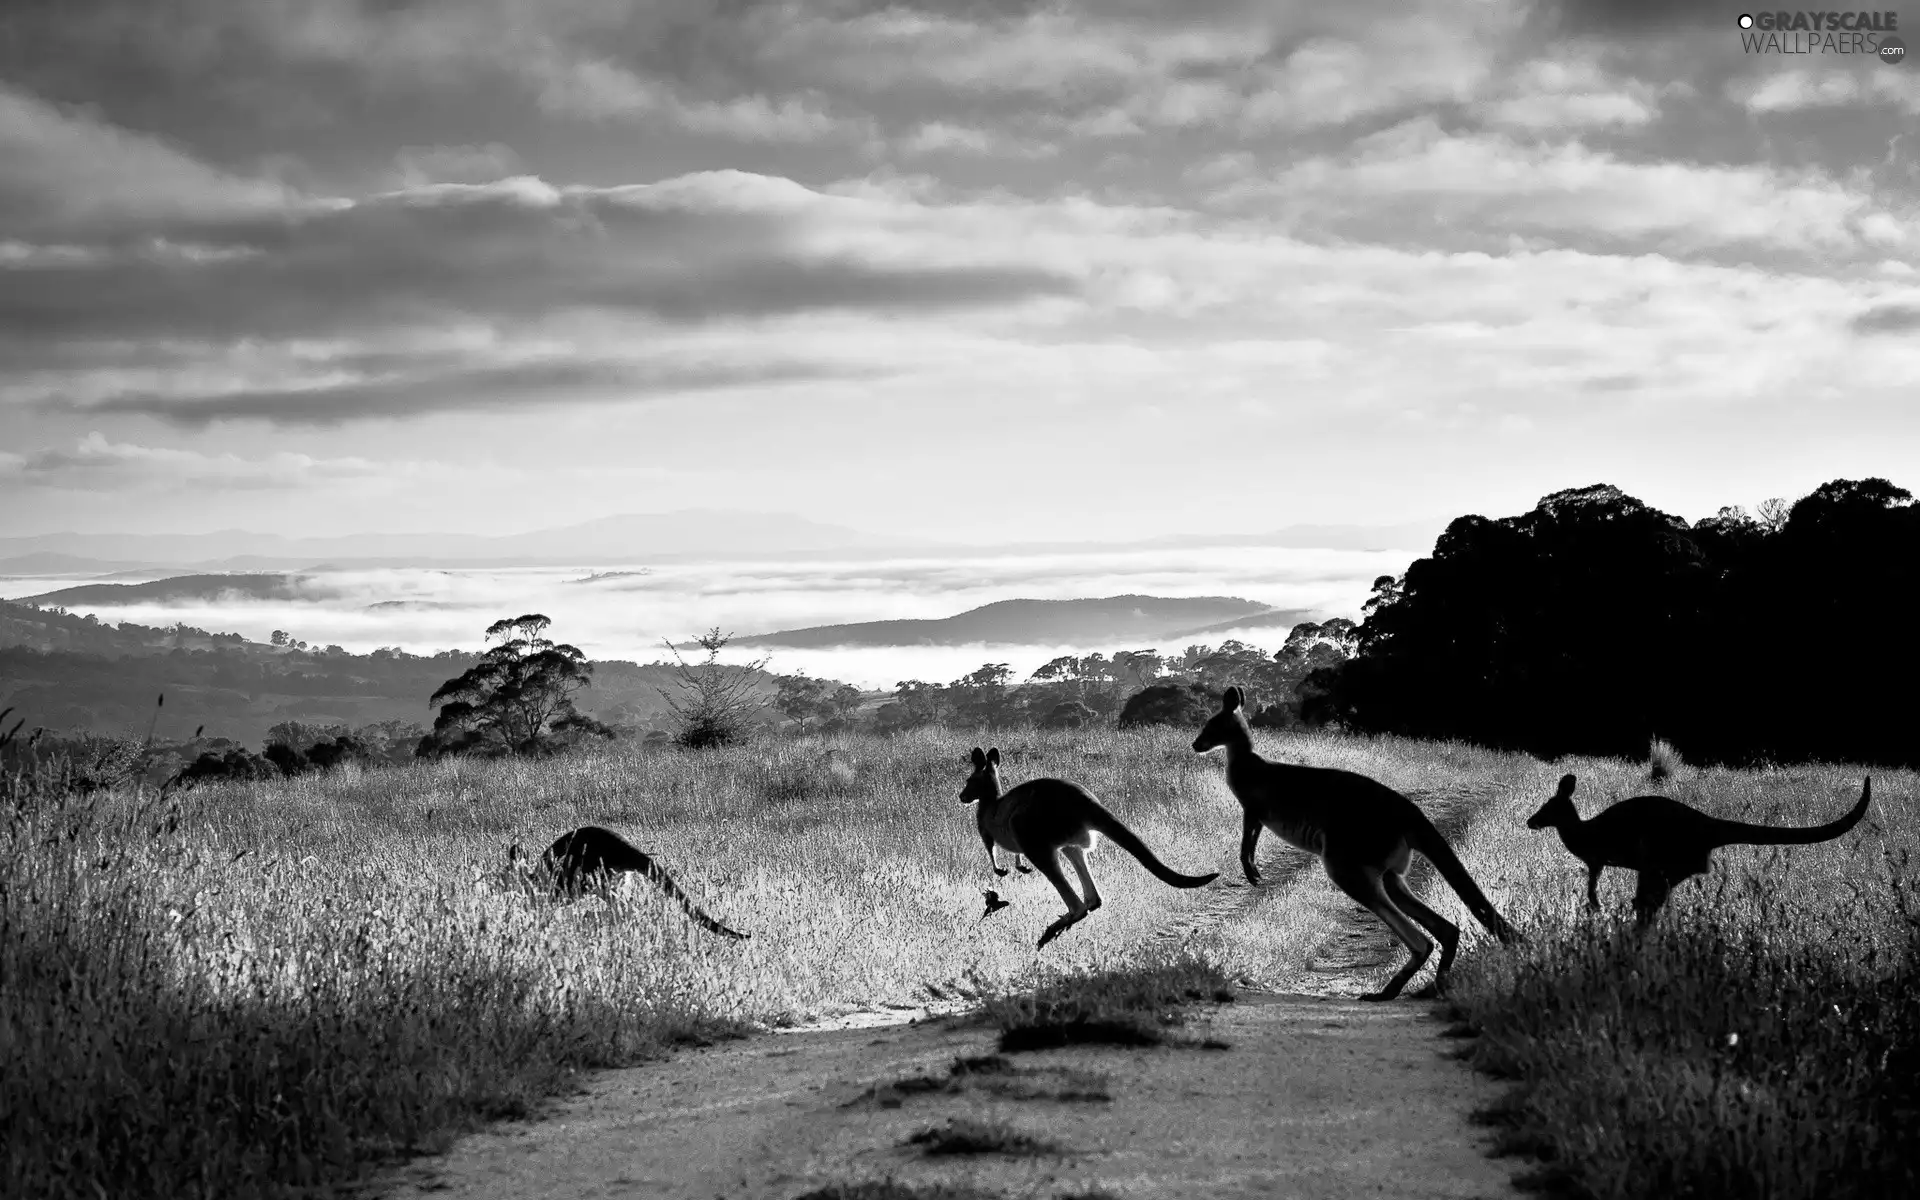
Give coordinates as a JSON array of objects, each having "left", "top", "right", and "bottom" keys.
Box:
[
  {"left": 961, "top": 746, "right": 1219, "bottom": 948},
  {"left": 512, "top": 826, "right": 749, "bottom": 940},
  {"left": 1192, "top": 687, "right": 1518, "bottom": 1001},
  {"left": 1528, "top": 773, "right": 1872, "bottom": 924}
]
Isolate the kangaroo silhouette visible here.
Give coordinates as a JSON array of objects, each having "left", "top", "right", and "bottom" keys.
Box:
[
  {"left": 1193, "top": 686, "right": 1519, "bottom": 1001},
  {"left": 1527, "top": 773, "right": 1872, "bottom": 924},
  {"left": 515, "top": 826, "right": 749, "bottom": 940},
  {"left": 962, "top": 746, "right": 1218, "bottom": 948}
]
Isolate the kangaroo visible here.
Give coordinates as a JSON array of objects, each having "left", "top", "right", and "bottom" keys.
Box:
[
  {"left": 1527, "top": 773, "right": 1872, "bottom": 924},
  {"left": 511, "top": 826, "right": 749, "bottom": 940},
  {"left": 961, "top": 746, "right": 1219, "bottom": 948},
  {"left": 1192, "top": 687, "right": 1518, "bottom": 1001}
]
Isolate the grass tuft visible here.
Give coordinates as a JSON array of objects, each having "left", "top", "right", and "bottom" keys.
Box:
[
  {"left": 1645, "top": 737, "right": 1685, "bottom": 783},
  {"left": 791, "top": 1181, "right": 1002, "bottom": 1200},
  {"left": 903, "top": 1118, "right": 1060, "bottom": 1157},
  {"left": 849, "top": 1055, "right": 1111, "bottom": 1108},
  {"left": 985, "top": 954, "right": 1234, "bottom": 1052}
]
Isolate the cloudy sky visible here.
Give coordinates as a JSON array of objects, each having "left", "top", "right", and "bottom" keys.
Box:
[{"left": 1, "top": 0, "right": 1916, "bottom": 546}]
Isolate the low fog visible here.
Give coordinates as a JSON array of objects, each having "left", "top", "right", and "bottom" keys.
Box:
[{"left": 0, "top": 543, "right": 1411, "bottom": 688}]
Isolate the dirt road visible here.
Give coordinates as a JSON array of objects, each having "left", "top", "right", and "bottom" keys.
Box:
[{"left": 380, "top": 898, "right": 1521, "bottom": 1200}]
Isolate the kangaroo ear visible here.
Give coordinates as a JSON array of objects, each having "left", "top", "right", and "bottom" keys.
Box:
[
  {"left": 987, "top": 747, "right": 1000, "bottom": 765},
  {"left": 1223, "top": 686, "right": 1242, "bottom": 712},
  {"left": 1556, "top": 773, "right": 1577, "bottom": 796},
  {"left": 970, "top": 747, "right": 987, "bottom": 768}
]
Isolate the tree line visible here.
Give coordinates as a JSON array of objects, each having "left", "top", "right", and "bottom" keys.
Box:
[
  {"left": 1308, "top": 477, "right": 1920, "bottom": 769},
  {"left": 771, "top": 620, "right": 1356, "bottom": 735}
]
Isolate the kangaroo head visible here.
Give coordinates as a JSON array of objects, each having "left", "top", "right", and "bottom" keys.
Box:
[
  {"left": 1527, "top": 773, "right": 1580, "bottom": 830},
  {"left": 962, "top": 746, "right": 1002, "bottom": 805},
  {"left": 1191, "top": 686, "right": 1249, "bottom": 754}
]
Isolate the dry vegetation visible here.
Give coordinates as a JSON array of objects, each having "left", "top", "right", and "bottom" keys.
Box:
[
  {"left": 3, "top": 723, "right": 1913, "bottom": 1199},
  {"left": 1439, "top": 757, "right": 1920, "bottom": 1200}
]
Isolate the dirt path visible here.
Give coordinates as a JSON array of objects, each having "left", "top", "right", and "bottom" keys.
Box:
[
  {"left": 379, "top": 869, "right": 1521, "bottom": 1200},
  {"left": 379, "top": 990, "right": 1514, "bottom": 1200}
]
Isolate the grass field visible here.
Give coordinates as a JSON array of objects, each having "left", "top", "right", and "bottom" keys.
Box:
[
  {"left": 1439, "top": 755, "right": 1920, "bottom": 1199},
  {"left": 3, "top": 724, "right": 1913, "bottom": 1198}
]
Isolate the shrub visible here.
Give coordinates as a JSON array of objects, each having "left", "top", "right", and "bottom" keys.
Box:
[
  {"left": 1115, "top": 682, "right": 1216, "bottom": 730},
  {"left": 659, "top": 629, "right": 769, "bottom": 748},
  {"left": 1038, "top": 700, "right": 1097, "bottom": 730}
]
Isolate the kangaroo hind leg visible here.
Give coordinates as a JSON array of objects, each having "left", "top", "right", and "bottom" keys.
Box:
[
  {"left": 1324, "top": 859, "right": 1434, "bottom": 1003},
  {"left": 1030, "top": 849, "right": 1090, "bottom": 950},
  {"left": 1381, "top": 871, "right": 1459, "bottom": 999},
  {"left": 1060, "top": 844, "right": 1103, "bottom": 914}
]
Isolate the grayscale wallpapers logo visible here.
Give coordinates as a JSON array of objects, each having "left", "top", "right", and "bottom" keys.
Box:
[{"left": 1736, "top": 11, "right": 1906, "bottom": 62}]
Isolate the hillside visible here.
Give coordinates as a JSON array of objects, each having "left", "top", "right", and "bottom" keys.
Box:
[
  {"left": 727, "top": 595, "right": 1289, "bottom": 649},
  {"left": 0, "top": 599, "right": 762, "bottom": 746},
  {"left": 22, "top": 574, "right": 328, "bottom": 606}
]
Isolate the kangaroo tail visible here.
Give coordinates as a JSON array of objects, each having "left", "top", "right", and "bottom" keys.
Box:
[
  {"left": 639, "top": 859, "right": 750, "bottom": 940},
  {"left": 1087, "top": 806, "right": 1219, "bottom": 889},
  {"left": 1407, "top": 810, "right": 1519, "bottom": 944},
  {"left": 1710, "top": 776, "right": 1872, "bottom": 848}
]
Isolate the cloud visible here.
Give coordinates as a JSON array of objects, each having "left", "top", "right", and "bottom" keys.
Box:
[
  {"left": 900, "top": 122, "right": 1058, "bottom": 158},
  {"left": 1233, "top": 13, "right": 1505, "bottom": 133},
  {"left": 1212, "top": 117, "right": 1913, "bottom": 260},
  {"left": 1850, "top": 303, "right": 1920, "bottom": 335},
  {"left": 392, "top": 143, "right": 524, "bottom": 188},
  {"left": 1729, "top": 68, "right": 1920, "bottom": 115},
  {"left": 1525, "top": 0, "right": 1733, "bottom": 37},
  {"left": 0, "top": 83, "right": 301, "bottom": 234},
  {"left": 0, "top": 171, "right": 1084, "bottom": 346},
  {"left": 54, "top": 355, "right": 887, "bottom": 427},
  {"left": 1476, "top": 57, "right": 1664, "bottom": 130},
  {"left": 0, "top": 432, "right": 386, "bottom": 490}
]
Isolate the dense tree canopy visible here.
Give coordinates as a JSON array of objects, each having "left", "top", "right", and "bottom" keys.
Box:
[{"left": 1314, "top": 479, "right": 1920, "bottom": 767}]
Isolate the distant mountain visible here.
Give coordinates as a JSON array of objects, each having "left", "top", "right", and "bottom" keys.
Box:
[
  {"left": 22, "top": 574, "right": 329, "bottom": 606},
  {"left": 727, "top": 595, "right": 1289, "bottom": 649},
  {"left": 0, "top": 509, "right": 906, "bottom": 567},
  {"left": 1163, "top": 608, "right": 1315, "bottom": 641},
  {"left": 0, "top": 552, "right": 149, "bottom": 575},
  {"left": 0, "top": 514, "right": 1443, "bottom": 574}
]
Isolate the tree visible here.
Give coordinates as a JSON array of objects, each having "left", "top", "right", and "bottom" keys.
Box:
[
  {"left": 1030, "top": 655, "right": 1083, "bottom": 682},
  {"left": 1110, "top": 649, "right": 1165, "bottom": 690},
  {"left": 270, "top": 630, "right": 289, "bottom": 647},
  {"left": 950, "top": 663, "right": 1019, "bottom": 727},
  {"left": 1116, "top": 682, "right": 1216, "bottom": 729},
  {"left": 830, "top": 684, "right": 865, "bottom": 722},
  {"left": 773, "top": 672, "right": 832, "bottom": 731},
  {"left": 886, "top": 680, "right": 946, "bottom": 730},
  {"left": 1190, "top": 640, "right": 1271, "bottom": 692},
  {"left": 417, "top": 614, "right": 613, "bottom": 758},
  {"left": 659, "top": 628, "right": 769, "bottom": 748},
  {"left": 1311, "top": 477, "right": 1920, "bottom": 768}
]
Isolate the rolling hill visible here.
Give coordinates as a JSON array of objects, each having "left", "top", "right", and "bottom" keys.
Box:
[
  {"left": 22, "top": 574, "right": 330, "bottom": 606},
  {"left": 726, "top": 595, "right": 1302, "bottom": 649}
]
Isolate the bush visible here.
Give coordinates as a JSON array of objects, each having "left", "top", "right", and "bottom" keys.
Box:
[
  {"left": 1115, "top": 682, "right": 1216, "bottom": 730},
  {"left": 1038, "top": 700, "right": 1097, "bottom": 730},
  {"left": 659, "top": 629, "right": 769, "bottom": 748}
]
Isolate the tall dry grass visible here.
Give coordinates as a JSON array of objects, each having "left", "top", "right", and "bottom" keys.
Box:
[
  {"left": 8, "top": 721, "right": 1908, "bottom": 1199},
  {"left": 0, "top": 726, "right": 1261, "bottom": 1197},
  {"left": 1437, "top": 758, "right": 1920, "bottom": 1199}
]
